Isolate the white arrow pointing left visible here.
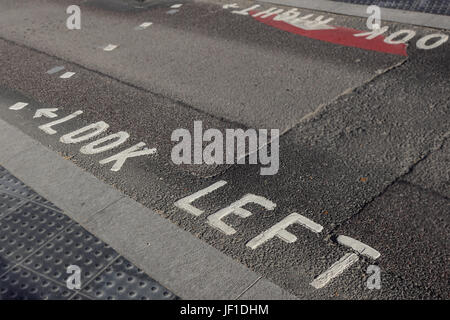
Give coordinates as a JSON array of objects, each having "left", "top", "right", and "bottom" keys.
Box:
[{"left": 33, "top": 108, "right": 59, "bottom": 119}]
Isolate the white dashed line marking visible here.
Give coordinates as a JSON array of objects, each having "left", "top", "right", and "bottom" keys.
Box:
[
  {"left": 46, "top": 66, "right": 65, "bottom": 74},
  {"left": 337, "top": 235, "right": 381, "bottom": 259},
  {"left": 135, "top": 22, "right": 153, "bottom": 30},
  {"left": 60, "top": 72, "right": 76, "bottom": 79},
  {"left": 170, "top": 4, "right": 183, "bottom": 8},
  {"left": 9, "top": 102, "right": 28, "bottom": 110},
  {"left": 310, "top": 252, "right": 359, "bottom": 289},
  {"left": 166, "top": 9, "right": 179, "bottom": 14},
  {"left": 103, "top": 44, "right": 119, "bottom": 51}
]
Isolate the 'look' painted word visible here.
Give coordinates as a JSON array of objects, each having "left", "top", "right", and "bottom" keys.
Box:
[{"left": 9, "top": 102, "right": 157, "bottom": 171}]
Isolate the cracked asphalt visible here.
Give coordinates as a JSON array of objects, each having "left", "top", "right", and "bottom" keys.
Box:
[{"left": 0, "top": 0, "right": 448, "bottom": 299}]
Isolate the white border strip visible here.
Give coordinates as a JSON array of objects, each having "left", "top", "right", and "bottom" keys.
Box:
[{"left": 260, "top": 0, "right": 450, "bottom": 30}]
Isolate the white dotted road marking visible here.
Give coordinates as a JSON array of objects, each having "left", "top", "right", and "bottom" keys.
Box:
[
  {"left": 310, "top": 252, "right": 359, "bottom": 289},
  {"left": 9, "top": 102, "right": 28, "bottom": 110},
  {"left": 60, "top": 72, "right": 76, "bottom": 79},
  {"left": 47, "top": 66, "right": 65, "bottom": 74},
  {"left": 337, "top": 235, "right": 381, "bottom": 259},
  {"left": 175, "top": 181, "right": 228, "bottom": 216},
  {"left": 103, "top": 44, "right": 119, "bottom": 51},
  {"left": 170, "top": 4, "right": 183, "bottom": 8},
  {"left": 33, "top": 108, "right": 59, "bottom": 119},
  {"left": 166, "top": 9, "right": 179, "bottom": 14},
  {"left": 135, "top": 22, "right": 153, "bottom": 30},
  {"left": 247, "top": 212, "right": 323, "bottom": 249},
  {"left": 207, "top": 194, "right": 276, "bottom": 235}
]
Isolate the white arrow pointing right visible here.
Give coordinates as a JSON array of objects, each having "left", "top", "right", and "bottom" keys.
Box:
[{"left": 33, "top": 108, "right": 59, "bottom": 119}]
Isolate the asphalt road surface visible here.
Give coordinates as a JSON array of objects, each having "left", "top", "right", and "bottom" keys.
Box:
[{"left": 0, "top": 0, "right": 448, "bottom": 299}]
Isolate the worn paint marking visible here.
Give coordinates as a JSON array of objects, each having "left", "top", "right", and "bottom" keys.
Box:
[
  {"left": 60, "top": 72, "right": 76, "bottom": 79},
  {"left": 337, "top": 235, "right": 381, "bottom": 259},
  {"left": 46, "top": 66, "right": 65, "bottom": 74},
  {"left": 310, "top": 252, "right": 359, "bottom": 289},
  {"left": 103, "top": 44, "right": 119, "bottom": 51},
  {"left": 9, "top": 102, "right": 28, "bottom": 110},
  {"left": 135, "top": 22, "right": 153, "bottom": 30}
]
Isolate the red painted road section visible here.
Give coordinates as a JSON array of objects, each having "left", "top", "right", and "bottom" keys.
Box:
[{"left": 251, "top": 12, "right": 408, "bottom": 56}]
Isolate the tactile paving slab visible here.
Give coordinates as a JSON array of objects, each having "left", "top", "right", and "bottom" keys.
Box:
[
  {"left": 23, "top": 223, "right": 119, "bottom": 285},
  {"left": 0, "top": 266, "right": 72, "bottom": 300},
  {"left": 0, "top": 202, "right": 72, "bottom": 270},
  {"left": 82, "top": 257, "right": 178, "bottom": 300},
  {"left": 0, "top": 166, "right": 179, "bottom": 300},
  {"left": 0, "top": 193, "right": 25, "bottom": 220},
  {"left": 0, "top": 167, "right": 38, "bottom": 199},
  {"left": 330, "top": 0, "right": 450, "bottom": 16}
]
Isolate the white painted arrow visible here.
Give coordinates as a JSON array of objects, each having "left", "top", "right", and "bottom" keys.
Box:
[
  {"left": 33, "top": 108, "right": 59, "bottom": 119},
  {"left": 223, "top": 3, "right": 239, "bottom": 9}
]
